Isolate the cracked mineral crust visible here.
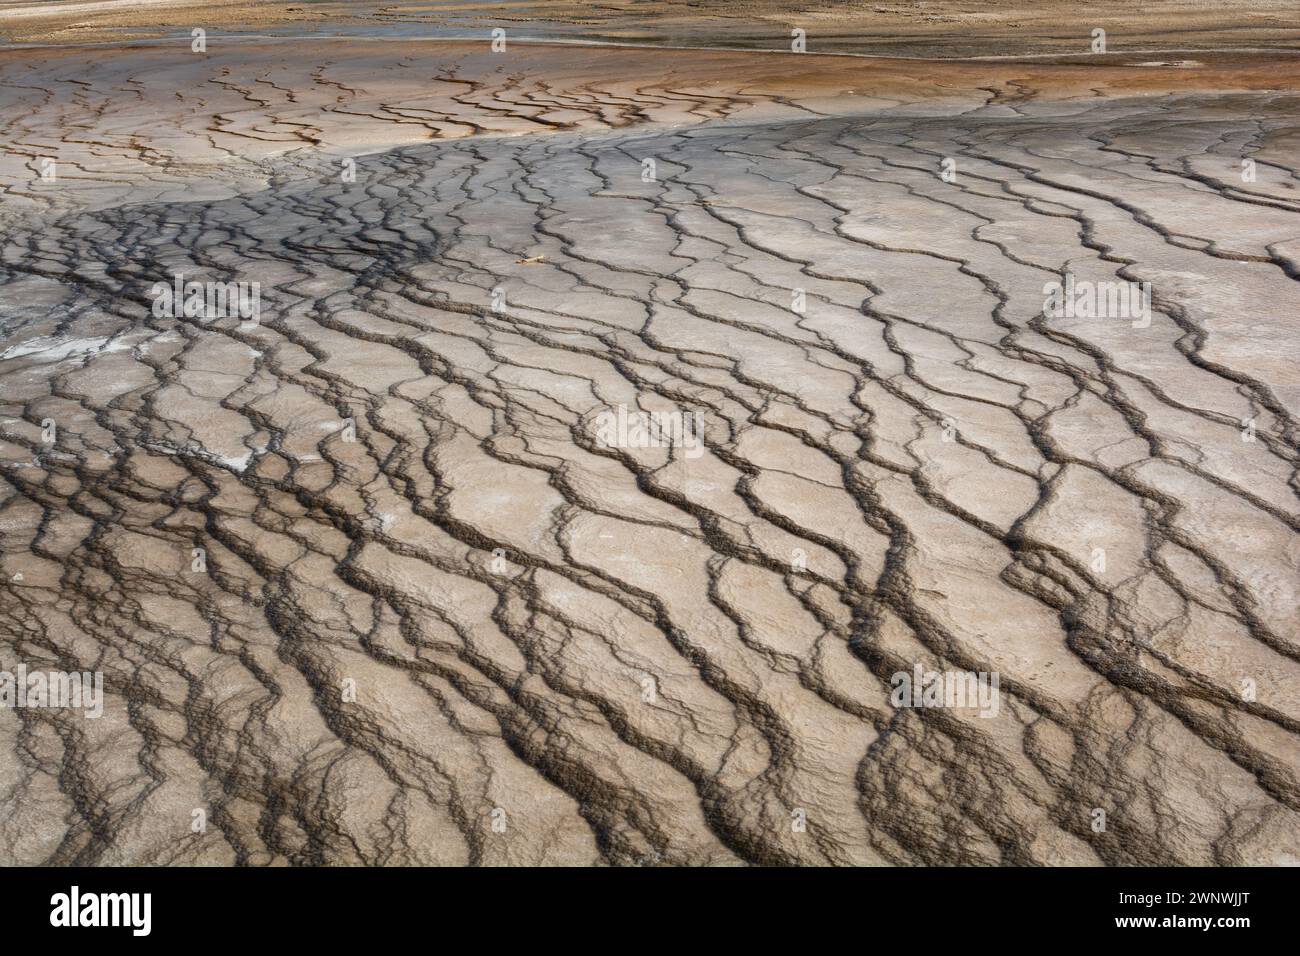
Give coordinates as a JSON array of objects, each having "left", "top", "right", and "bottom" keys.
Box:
[{"left": 0, "top": 24, "right": 1299, "bottom": 866}]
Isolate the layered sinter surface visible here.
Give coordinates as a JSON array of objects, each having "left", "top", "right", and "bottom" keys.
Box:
[{"left": 1, "top": 42, "right": 1299, "bottom": 865}]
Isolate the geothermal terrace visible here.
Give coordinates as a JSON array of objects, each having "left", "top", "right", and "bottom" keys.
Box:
[{"left": 0, "top": 37, "right": 1298, "bottom": 865}]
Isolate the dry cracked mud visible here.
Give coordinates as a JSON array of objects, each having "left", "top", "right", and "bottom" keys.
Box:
[{"left": 1, "top": 32, "right": 1299, "bottom": 866}]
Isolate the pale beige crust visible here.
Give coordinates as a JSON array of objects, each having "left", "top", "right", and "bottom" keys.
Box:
[{"left": 1, "top": 26, "right": 1298, "bottom": 866}]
